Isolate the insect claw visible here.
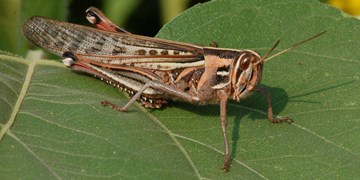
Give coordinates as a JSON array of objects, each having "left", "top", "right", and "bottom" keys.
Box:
[
  {"left": 100, "top": 100, "right": 127, "bottom": 112},
  {"left": 269, "top": 117, "right": 294, "bottom": 124},
  {"left": 210, "top": 41, "right": 218, "bottom": 47},
  {"left": 221, "top": 158, "right": 231, "bottom": 172}
]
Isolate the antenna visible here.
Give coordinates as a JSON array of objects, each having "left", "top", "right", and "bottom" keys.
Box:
[{"left": 256, "top": 30, "right": 327, "bottom": 65}]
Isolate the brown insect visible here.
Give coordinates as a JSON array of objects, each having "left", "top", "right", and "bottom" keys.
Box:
[{"left": 22, "top": 7, "right": 326, "bottom": 171}]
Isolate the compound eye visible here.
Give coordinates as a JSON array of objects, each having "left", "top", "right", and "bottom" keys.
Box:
[{"left": 239, "top": 55, "right": 251, "bottom": 70}]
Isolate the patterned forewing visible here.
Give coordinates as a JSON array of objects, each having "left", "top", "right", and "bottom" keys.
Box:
[{"left": 22, "top": 17, "right": 205, "bottom": 70}]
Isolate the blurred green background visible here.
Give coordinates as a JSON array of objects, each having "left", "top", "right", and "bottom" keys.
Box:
[
  {"left": 0, "top": 0, "right": 357, "bottom": 57},
  {"left": 0, "top": 0, "right": 209, "bottom": 57}
]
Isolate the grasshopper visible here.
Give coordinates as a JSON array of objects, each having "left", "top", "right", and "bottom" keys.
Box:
[{"left": 22, "top": 7, "right": 325, "bottom": 171}]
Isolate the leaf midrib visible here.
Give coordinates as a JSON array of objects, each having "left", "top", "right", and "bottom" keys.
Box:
[
  {"left": 0, "top": 55, "right": 36, "bottom": 141},
  {"left": 0, "top": 56, "right": 65, "bottom": 140},
  {"left": 0, "top": 55, "right": 205, "bottom": 178}
]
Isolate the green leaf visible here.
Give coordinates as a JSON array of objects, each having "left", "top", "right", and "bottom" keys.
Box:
[{"left": 1, "top": 0, "right": 360, "bottom": 179}]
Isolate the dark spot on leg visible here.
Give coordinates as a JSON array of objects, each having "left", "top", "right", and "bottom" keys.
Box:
[
  {"left": 149, "top": 50, "right": 158, "bottom": 55},
  {"left": 161, "top": 50, "right": 168, "bottom": 55},
  {"left": 136, "top": 49, "right": 146, "bottom": 55}
]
